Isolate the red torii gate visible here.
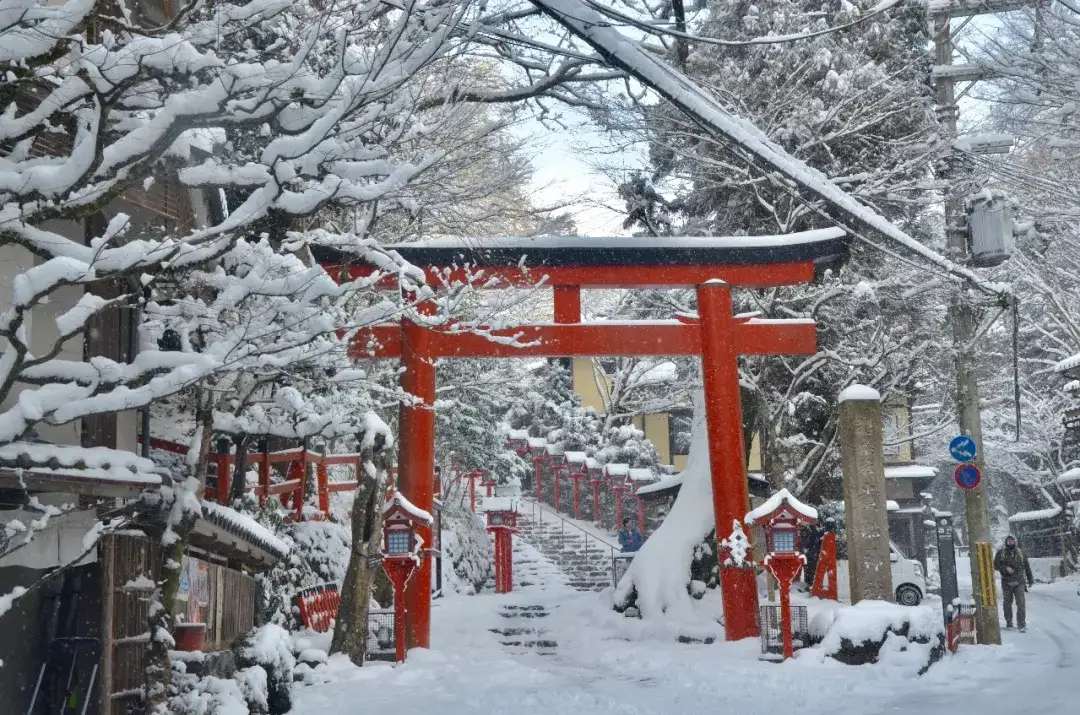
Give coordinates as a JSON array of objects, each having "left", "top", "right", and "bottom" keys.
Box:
[{"left": 318, "top": 229, "right": 846, "bottom": 649}]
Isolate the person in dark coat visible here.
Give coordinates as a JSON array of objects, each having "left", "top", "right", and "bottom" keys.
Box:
[
  {"left": 618, "top": 518, "right": 645, "bottom": 552},
  {"left": 993, "top": 535, "right": 1034, "bottom": 631}
]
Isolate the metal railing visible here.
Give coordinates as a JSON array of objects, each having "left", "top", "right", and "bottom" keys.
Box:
[{"left": 524, "top": 498, "right": 627, "bottom": 587}]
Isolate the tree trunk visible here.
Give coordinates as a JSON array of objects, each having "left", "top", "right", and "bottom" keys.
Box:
[
  {"left": 145, "top": 401, "right": 213, "bottom": 712},
  {"left": 330, "top": 445, "right": 390, "bottom": 664}
]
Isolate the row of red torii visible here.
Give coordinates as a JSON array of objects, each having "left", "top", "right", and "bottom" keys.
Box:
[
  {"left": 315, "top": 229, "right": 848, "bottom": 647},
  {"left": 501, "top": 432, "right": 655, "bottom": 532}
]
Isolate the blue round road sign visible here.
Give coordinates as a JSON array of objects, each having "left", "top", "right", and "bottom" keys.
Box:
[
  {"left": 949, "top": 435, "right": 978, "bottom": 462},
  {"left": 954, "top": 463, "right": 981, "bottom": 490}
]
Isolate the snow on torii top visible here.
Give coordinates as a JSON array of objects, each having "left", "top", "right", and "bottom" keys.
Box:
[{"left": 745, "top": 488, "right": 819, "bottom": 526}]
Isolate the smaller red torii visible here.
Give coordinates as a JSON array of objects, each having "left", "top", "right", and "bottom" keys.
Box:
[{"left": 316, "top": 229, "right": 847, "bottom": 648}]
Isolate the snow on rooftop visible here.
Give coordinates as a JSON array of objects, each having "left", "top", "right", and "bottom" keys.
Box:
[
  {"left": 479, "top": 496, "right": 519, "bottom": 513},
  {"left": 564, "top": 451, "right": 588, "bottom": 464},
  {"left": 201, "top": 501, "right": 290, "bottom": 559},
  {"left": 0, "top": 443, "right": 163, "bottom": 484},
  {"left": 406, "top": 228, "right": 845, "bottom": 252},
  {"left": 1057, "top": 468, "right": 1080, "bottom": 485},
  {"left": 1055, "top": 353, "right": 1080, "bottom": 374},
  {"left": 628, "top": 468, "right": 657, "bottom": 482},
  {"left": 636, "top": 472, "right": 682, "bottom": 496},
  {"left": 1064, "top": 380, "right": 1079, "bottom": 394},
  {"left": 526, "top": 437, "right": 548, "bottom": 449},
  {"left": 1008, "top": 505, "right": 1063, "bottom": 523},
  {"left": 506, "top": 429, "right": 529, "bottom": 440},
  {"left": 745, "top": 488, "right": 818, "bottom": 525},
  {"left": 384, "top": 491, "right": 433, "bottom": 524},
  {"left": 604, "top": 463, "right": 630, "bottom": 477},
  {"left": 884, "top": 464, "right": 937, "bottom": 479},
  {"left": 837, "top": 384, "right": 881, "bottom": 403},
  {"left": 585, "top": 457, "right": 602, "bottom": 471},
  {"left": 545, "top": 443, "right": 564, "bottom": 456}
]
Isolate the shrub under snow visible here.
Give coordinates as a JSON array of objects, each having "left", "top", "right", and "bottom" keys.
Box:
[
  {"left": 441, "top": 503, "right": 494, "bottom": 594},
  {"left": 234, "top": 624, "right": 297, "bottom": 715},
  {"left": 807, "top": 601, "right": 946, "bottom": 675}
]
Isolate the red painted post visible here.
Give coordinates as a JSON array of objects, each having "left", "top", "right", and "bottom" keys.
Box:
[
  {"left": 291, "top": 453, "right": 306, "bottom": 516},
  {"left": 317, "top": 459, "right": 330, "bottom": 516},
  {"left": 216, "top": 450, "right": 230, "bottom": 505},
  {"left": 572, "top": 475, "right": 581, "bottom": 520},
  {"left": 592, "top": 480, "right": 601, "bottom": 521},
  {"left": 504, "top": 531, "right": 513, "bottom": 592},
  {"left": 697, "top": 281, "right": 760, "bottom": 641},
  {"left": 533, "top": 457, "right": 543, "bottom": 500},
  {"left": 780, "top": 582, "right": 794, "bottom": 660},
  {"left": 258, "top": 455, "right": 270, "bottom": 507},
  {"left": 553, "top": 467, "right": 561, "bottom": 512},
  {"left": 636, "top": 495, "right": 645, "bottom": 534},
  {"left": 553, "top": 285, "right": 582, "bottom": 323},
  {"left": 469, "top": 475, "right": 476, "bottom": 513},
  {"left": 399, "top": 316, "right": 436, "bottom": 650}
]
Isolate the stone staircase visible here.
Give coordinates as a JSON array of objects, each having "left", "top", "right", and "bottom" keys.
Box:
[
  {"left": 514, "top": 505, "right": 619, "bottom": 593},
  {"left": 491, "top": 604, "right": 558, "bottom": 656}
]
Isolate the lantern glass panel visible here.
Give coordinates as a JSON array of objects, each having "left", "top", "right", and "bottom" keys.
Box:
[
  {"left": 386, "top": 530, "right": 411, "bottom": 555},
  {"left": 772, "top": 529, "right": 796, "bottom": 554},
  {"left": 491, "top": 513, "right": 503, "bottom": 526}
]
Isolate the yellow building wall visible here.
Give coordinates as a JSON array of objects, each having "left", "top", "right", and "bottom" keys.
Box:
[
  {"left": 572, "top": 358, "right": 610, "bottom": 413},
  {"left": 642, "top": 413, "right": 671, "bottom": 465}
]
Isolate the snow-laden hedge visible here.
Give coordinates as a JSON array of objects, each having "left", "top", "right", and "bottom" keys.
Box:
[
  {"left": 807, "top": 601, "right": 945, "bottom": 675},
  {"left": 441, "top": 503, "right": 494, "bottom": 594},
  {"left": 254, "top": 507, "right": 352, "bottom": 629}
]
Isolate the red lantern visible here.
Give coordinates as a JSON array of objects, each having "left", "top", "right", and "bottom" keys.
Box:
[
  {"left": 482, "top": 497, "right": 520, "bottom": 593},
  {"left": 745, "top": 489, "right": 819, "bottom": 660},
  {"left": 382, "top": 492, "right": 433, "bottom": 663}
]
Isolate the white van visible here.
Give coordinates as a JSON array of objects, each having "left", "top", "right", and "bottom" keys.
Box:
[{"left": 834, "top": 541, "right": 927, "bottom": 606}]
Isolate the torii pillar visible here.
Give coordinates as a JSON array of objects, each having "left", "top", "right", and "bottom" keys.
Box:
[{"left": 698, "top": 280, "right": 759, "bottom": 641}]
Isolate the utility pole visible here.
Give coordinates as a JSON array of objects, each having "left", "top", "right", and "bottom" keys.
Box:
[{"left": 930, "top": 0, "right": 1039, "bottom": 645}]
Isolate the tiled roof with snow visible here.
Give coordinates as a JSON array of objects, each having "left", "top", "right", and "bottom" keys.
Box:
[
  {"left": 884, "top": 464, "right": 937, "bottom": 479},
  {"left": 1055, "top": 353, "right": 1080, "bottom": 374},
  {"left": 479, "top": 496, "right": 519, "bottom": 513},
  {"left": 0, "top": 442, "right": 163, "bottom": 485},
  {"left": 745, "top": 488, "right": 818, "bottom": 525},
  {"left": 384, "top": 491, "right": 434, "bottom": 524},
  {"left": 1008, "top": 506, "right": 1063, "bottom": 523},
  {"left": 200, "top": 501, "right": 290, "bottom": 560}
]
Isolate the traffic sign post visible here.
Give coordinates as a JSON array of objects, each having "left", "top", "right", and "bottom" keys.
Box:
[
  {"left": 949, "top": 435, "right": 978, "bottom": 463},
  {"left": 954, "top": 463, "right": 982, "bottom": 491}
]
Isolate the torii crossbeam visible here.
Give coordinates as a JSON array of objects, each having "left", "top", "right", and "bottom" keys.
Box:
[{"left": 318, "top": 228, "right": 847, "bottom": 647}]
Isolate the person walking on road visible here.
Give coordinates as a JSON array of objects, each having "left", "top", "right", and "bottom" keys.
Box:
[{"left": 994, "top": 535, "right": 1034, "bottom": 631}]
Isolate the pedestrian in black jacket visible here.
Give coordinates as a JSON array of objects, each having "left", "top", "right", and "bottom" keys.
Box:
[{"left": 993, "top": 535, "right": 1034, "bottom": 631}]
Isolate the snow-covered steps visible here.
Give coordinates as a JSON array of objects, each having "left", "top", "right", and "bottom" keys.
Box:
[
  {"left": 493, "top": 604, "right": 559, "bottom": 655},
  {"left": 513, "top": 511, "right": 617, "bottom": 593}
]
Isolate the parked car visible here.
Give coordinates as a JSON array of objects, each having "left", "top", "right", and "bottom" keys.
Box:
[{"left": 835, "top": 541, "right": 926, "bottom": 606}]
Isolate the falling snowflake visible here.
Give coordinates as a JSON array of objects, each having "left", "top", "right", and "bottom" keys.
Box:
[{"left": 721, "top": 520, "right": 751, "bottom": 567}]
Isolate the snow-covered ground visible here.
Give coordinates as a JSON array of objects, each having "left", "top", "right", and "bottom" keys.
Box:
[{"left": 291, "top": 538, "right": 1080, "bottom": 715}]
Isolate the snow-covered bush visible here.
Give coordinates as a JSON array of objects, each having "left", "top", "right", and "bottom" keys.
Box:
[
  {"left": 807, "top": 601, "right": 945, "bottom": 676},
  {"left": 256, "top": 513, "right": 352, "bottom": 629},
  {"left": 234, "top": 624, "right": 297, "bottom": 715},
  {"left": 168, "top": 671, "right": 253, "bottom": 715},
  {"left": 441, "top": 503, "right": 494, "bottom": 594}
]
